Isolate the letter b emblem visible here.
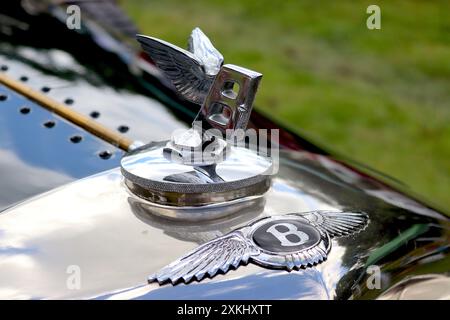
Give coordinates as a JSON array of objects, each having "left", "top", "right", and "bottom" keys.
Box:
[{"left": 266, "top": 223, "right": 310, "bottom": 247}]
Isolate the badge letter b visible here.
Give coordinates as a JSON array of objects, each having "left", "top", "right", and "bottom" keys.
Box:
[{"left": 267, "top": 223, "right": 309, "bottom": 247}]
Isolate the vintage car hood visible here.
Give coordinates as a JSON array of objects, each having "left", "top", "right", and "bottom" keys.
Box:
[
  {"left": 0, "top": 1, "right": 448, "bottom": 300},
  {"left": 0, "top": 149, "right": 448, "bottom": 299}
]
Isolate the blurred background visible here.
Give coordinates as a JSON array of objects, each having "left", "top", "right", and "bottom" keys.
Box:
[{"left": 120, "top": 0, "right": 449, "bottom": 208}]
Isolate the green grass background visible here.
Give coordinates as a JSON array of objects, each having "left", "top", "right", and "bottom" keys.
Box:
[{"left": 120, "top": 0, "right": 450, "bottom": 208}]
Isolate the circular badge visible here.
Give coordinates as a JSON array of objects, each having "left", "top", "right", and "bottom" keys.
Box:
[
  {"left": 149, "top": 211, "right": 368, "bottom": 283},
  {"left": 252, "top": 219, "right": 321, "bottom": 253}
]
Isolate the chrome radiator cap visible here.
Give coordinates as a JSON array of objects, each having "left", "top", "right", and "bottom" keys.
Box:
[
  {"left": 121, "top": 28, "right": 275, "bottom": 214},
  {"left": 121, "top": 141, "right": 272, "bottom": 207}
]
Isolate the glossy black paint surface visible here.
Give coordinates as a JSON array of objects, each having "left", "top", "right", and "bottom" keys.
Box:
[{"left": 0, "top": 83, "right": 122, "bottom": 210}]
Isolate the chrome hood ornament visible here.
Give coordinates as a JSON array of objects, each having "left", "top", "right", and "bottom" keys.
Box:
[
  {"left": 188, "top": 27, "right": 224, "bottom": 76},
  {"left": 136, "top": 27, "right": 223, "bottom": 104},
  {"left": 148, "top": 211, "right": 369, "bottom": 284},
  {"left": 121, "top": 28, "right": 275, "bottom": 214}
]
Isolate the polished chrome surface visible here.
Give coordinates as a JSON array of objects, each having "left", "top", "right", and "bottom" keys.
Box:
[
  {"left": 164, "top": 128, "right": 229, "bottom": 166},
  {"left": 148, "top": 211, "right": 368, "bottom": 284},
  {"left": 130, "top": 196, "right": 265, "bottom": 222},
  {"left": 195, "top": 64, "right": 262, "bottom": 134},
  {"left": 377, "top": 274, "right": 450, "bottom": 300},
  {"left": 122, "top": 142, "right": 273, "bottom": 191},
  {"left": 148, "top": 230, "right": 260, "bottom": 285},
  {"left": 188, "top": 28, "right": 224, "bottom": 76},
  {"left": 162, "top": 63, "right": 263, "bottom": 167},
  {"left": 120, "top": 140, "right": 272, "bottom": 208},
  {"left": 137, "top": 28, "right": 222, "bottom": 105},
  {"left": 0, "top": 150, "right": 448, "bottom": 299}
]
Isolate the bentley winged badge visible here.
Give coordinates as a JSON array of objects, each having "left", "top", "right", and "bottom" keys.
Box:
[{"left": 149, "top": 211, "right": 369, "bottom": 284}]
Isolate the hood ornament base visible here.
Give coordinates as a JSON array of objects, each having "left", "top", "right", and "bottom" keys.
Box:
[
  {"left": 121, "top": 141, "right": 272, "bottom": 208},
  {"left": 121, "top": 28, "right": 274, "bottom": 216}
]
